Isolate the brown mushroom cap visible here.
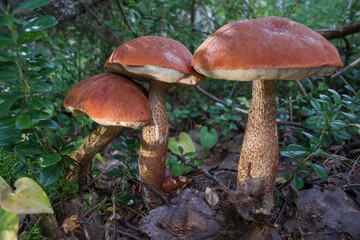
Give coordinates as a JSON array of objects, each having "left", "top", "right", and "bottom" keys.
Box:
[
  {"left": 105, "top": 36, "right": 204, "bottom": 87},
  {"left": 192, "top": 16, "right": 343, "bottom": 81},
  {"left": 64, "top": 73, "right": 151, "bottom": 129}
]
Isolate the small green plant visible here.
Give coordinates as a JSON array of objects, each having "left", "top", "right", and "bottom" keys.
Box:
[
  {"left": 0, "top": 176, "right": 53, "bottom": 239},
  {"left": 167, "top": 132, "right": 204, "bottom": 176},
  {"left": 199, "top": 126, "right": 218, "bottom": 152}
]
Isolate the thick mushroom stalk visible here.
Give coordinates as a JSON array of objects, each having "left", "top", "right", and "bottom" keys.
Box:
[
  {"left": 237, "top": 80, "right": 278, "bottom": 213},
  {"left": 138, "top": 80, "right": 169, "bottom": 204},
  {"left": 67, "top": 125, "right": 123, "bottom": 181}
]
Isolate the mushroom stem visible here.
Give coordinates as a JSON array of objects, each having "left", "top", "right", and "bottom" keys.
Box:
[
  {"left": 237, "top": 79, "right": 278, "bottom": 214},
  {"left": 67, "top": 125, "right": 123, "bottom": 181},
  {"left": 138, "top": 80, "right": 169, "bottom": 206}
]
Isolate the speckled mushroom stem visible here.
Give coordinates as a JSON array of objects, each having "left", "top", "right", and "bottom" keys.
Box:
[
  {"left": 138, "top": 80, "right": 169, "bottom": 206},
  {"left": 237, "top": 79, "right": 279, "bottom": 214},
  {"left": 67, "top": 125, "right": 123, "bottom": 181}
]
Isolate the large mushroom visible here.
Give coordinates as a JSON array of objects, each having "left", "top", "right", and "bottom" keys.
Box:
[
  {"left": 191, "top": 16, "right": 343, "bottom": 214},
  {"left": 105, "top": 36, "right": 204, "bottom": 205},
  {"left": 64, "top": 73, "right": 151, "bottom": 180}
]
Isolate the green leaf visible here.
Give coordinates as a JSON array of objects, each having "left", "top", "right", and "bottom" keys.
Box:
[
  {"left": 39, "top": 152, "right": 60, "bottom": 167},
  {"left": 340, "top": 111, "right": 357, "bottom": 121},
  {"left": 168, "top": 132, "right": 195, "bottom": 155},
  {"left": 0, "top": 117, "right": 22, "bottom": 146},
  {"left": 329, "top": 120, "right": 347, "bottom": 131},
  {"left": 328, "top": 89, "right": 341, "bottom": 103},
  {"left": 310, "top": 100, "right": 321, "bottom": 111},
  {"left": 16, "top": 112, "right": 39, "bottom": 129},
  {"left": 301, "top": 131, "right": 321, "bottom": 145},
  {"left": 37, "top": 119, "right": 58, "bottom": 129},
  {"left": 0, "top": 34, "right": 14, "bottom": 46},
  {"left": 305, "top": 115, "right": 320, "bottom": 125},
  {"left": 200, "top": 127, "right": 218, "bottom": 152},
  {"left": 293, "top": 174, "right": 304, "bottom": 189},
  {"left": 30, "top": 97, "right": 54, "bottom": 110},
  {"left": 60, "top": 136, "right": 83, "bottom": 155},
  {"left": 14, "top": 143, "right": 43, "bottom": 156},
  {"left": 0, "top": 92, "right": 22, "bottom": 114},
  {"left": 38, "top": 163, "right": 61, "bottom": 186},
  {"left": 321, "top": 132, "right": 332, "bottom": 148},
  {"left": 309, "top": 162, "right": 328, "bottom": 182},
  {"left": 20, "top": 16, "right": 57, "bottom": 34},
  {"left": 30, "top": 82, "right": 52, "bottom": 92},
  {"left": 94, "top": 153, "right": 106, "bottom": 164},
  {"left": 0, "top": 177, "right": 53, "bottom": 214},
  {"left": 287, "top": 144, "right": 309, "bottom": 158},
  {"left": 0, "top": 206, "right": 19, "bottom": 240},
  {"left": 0, "top": 15, "right": 27, "bottom": 26},
  {"left": 178, "top": 146, "right": 184, "bottom": 155},
  {"left": 13, "top": 0, "right": 54, "bottom": 14},
  {"left": 17, "top": 32, "right": 46, "bottom": 44},
  {"left": 317, "top": 150, "right": 340, "bottom": 165},
  {"left": 281, "top": 172, "right": 289, "bottom": 180},
  {"left": 332, "top": 130, "right": 351, "bottom": 140}
]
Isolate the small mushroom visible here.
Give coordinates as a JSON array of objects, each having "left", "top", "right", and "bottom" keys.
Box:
[
  {"left": 192, "top": 16, "right": 343, "bottom": 214},
  {"left": 105, "top": 36, "right": 204, "bottom": 206},
  {"left": 64, "top": 73, "right": 151, "bottom": 180}
]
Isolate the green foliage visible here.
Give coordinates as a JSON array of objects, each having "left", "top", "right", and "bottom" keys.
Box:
[
  {"left": 200, "top": 126, "right": 218, "bottom": 152},
  {"left": 167, "top": 132, "right": 203, "bottom": 176}
]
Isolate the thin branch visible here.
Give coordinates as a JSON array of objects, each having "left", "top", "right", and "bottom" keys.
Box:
[
  {"left": 80, "top": 221, "right": 141, "bottom": 240},
  {"left": 195, "top": 86, "right": 302, "bottom": 127},
  {"left": 342, "top": 0, "right": 354, "bottom": 26},
  {"left": 331, "top": 57, "right": 360, "bottom": 78},
  {"left": 168, "top": 149, "right": 230, "bottom": 192},
  {"left": 159, "top": 4, "right": 165, "bottom": 36},
  {"left": 317, "top": 22, "right": 360, "bottom": 40},
  {"left": 115, "top": 0, "right": 138, "bottom": 37},
  {"left": 295, "top": 80, "right": 307, "bottom": 97}
]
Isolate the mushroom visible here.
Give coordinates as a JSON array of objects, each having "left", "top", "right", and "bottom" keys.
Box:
[
  {"left": 105, "top": 36, "right": 204, "bottom": 205},
  {"left": 64, "top": 73, "right": 151, "bottom": 180},
  {"left": 191, "top": 16, "right": 343, "bottom": 214}
]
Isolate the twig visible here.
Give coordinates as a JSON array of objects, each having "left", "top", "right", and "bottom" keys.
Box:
[
  {"left": 79, "top": 221, "right": 141, "bottom": 240},
  {"left": 317, "top": 22, "right": 360, "bottom": 40},
  {"left": 331, "top": 57, "right": 360, "bottom": 78},
  {"left": 295, "top": 80, "right": 307, "bottom": 97},
  {"left": 115, "top": 0, "right": 138, "bottom": 37},
  {"left": 342, "top": 0, "right": 354, "bottom": 26},
  {"left": 195, "top": 86, "right": 302, "bottom": 127},
  {"left": 159, "top": 4, "right": 165, "bottom": 36},
  {"left": 168, "top": 149, "right": 230, "bottom": 192},
  {"left": 125, "top": 221, "right": 142, "bottom": 232},
  {"left": 273, "top": 202, "right": 287, "bottom": 225}
]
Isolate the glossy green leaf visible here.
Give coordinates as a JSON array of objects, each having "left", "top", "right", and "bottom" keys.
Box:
[
  {"left": 37, "top": 119, "right": 58, "bottom": 129},
  {"left": 332, "top": 130, "right": 351, "bottom": 140},
  {"left": 309, "top": 162, "right": 328, "bottom": 182},
  {"left": 0, "top": 177, "right": 53, "bottom": 214},
  {"left": 38, "top": 163, "right": 61, "bottom": 186},
  {"left": 310, "top": 100, "right": 321, "bottom": 111},
  {"left": 15, "top": 112, "right": 39, "bottom": 129},
  {"left": 0, "top": 34, "right": 14, "bottom": 46},
  {"left": 293, "top": 174, "right": 304, "bottom": 189},
  {"left": 329, "top": 120, "right": 347, "bottom": 130},
  {"left": 60, "top": 136, "right": 83, "bottom": 155},
  {"left": 340, "top": 111, "right": 357, "bottom": 121},
  {"left": 0, "top": 206, "right": 19, "bottom": 240},
  {"left": 0, "top": 15, "right": 27, "bottom": 26},
  {"left": 0, "top": 92, "right": 22, "bottom": 115},
  {"left": 14, "top": 143, "right": 43, "bottom": 156},
  {"left": 39, "top": 152, "right": 61, "bottom": 167},
  {"left": 200, "top": 127, "right": 218, "bottom": 152},
  {"left": 30, "top": 97, "right": 54, "bottom": 111},
  {"left": 328, "top": 89, "right": 341, "bottom": 103},
  {"left": 301, "top": 131, "right": 321, "bottom": 145},
  {"left": 0, "top": 117, "right": 22, "bottom": 146},
  {"left": 17, "top": 32, "right": 46, "bottom": 44},
  {"left": 20, "top": 16, "right": 57, "bottom": 34},
  {"left": 321, "top": 132, "right": 332, "bottom": 148},
  {"left": 30, "top": 82, "right": 52, "bottom": 92},
  {"left": 281, "top": 172, "right": 289, "bottom": 180},
  {"left": 13, "top": 0, "right": 54, "bottom": 14},
  {"left": 287, "top": 144, "right": 309, "bottom": 158}
]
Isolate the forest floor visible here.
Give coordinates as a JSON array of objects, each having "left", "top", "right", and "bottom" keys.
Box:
[{"left": 23, "top": 126, "right": 360, "bottom": 240}]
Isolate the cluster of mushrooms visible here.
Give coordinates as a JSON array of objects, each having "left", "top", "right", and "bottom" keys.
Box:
[{"left": 64, "top": 16, "right": 342, "bottom": 214}]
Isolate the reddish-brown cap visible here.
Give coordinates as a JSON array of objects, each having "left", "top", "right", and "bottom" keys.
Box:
[
  {"left": 192, "top": 16, "right": 343, "bottom": 81},
  {"left": 64, "top": 73, "right": 150, "bottom": 129},
  {"left": 105, "top": 36, "right": 204, "bottom": 87}
]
